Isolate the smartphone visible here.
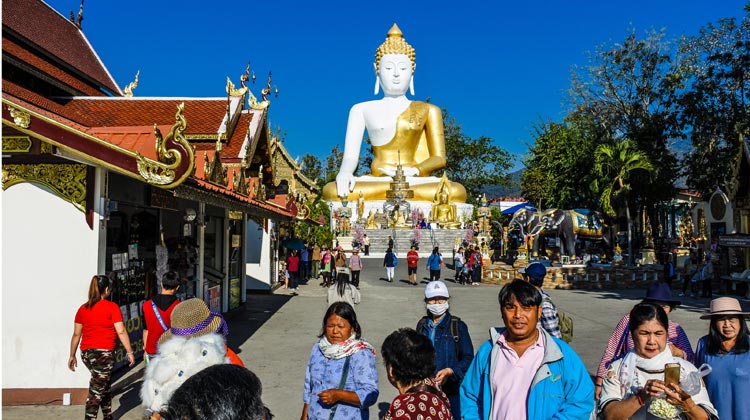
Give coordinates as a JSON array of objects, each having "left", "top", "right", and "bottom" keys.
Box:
[{"left": 664, "top": 363, "right": 681, "bottom": 387}]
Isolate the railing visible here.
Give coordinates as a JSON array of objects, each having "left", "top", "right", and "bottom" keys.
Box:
[{"left": 392, "top": 228, "right": 399, "bottom": 255}]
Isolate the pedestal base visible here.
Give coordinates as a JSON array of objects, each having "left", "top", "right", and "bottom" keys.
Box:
[{"left": 328, "top": 199, "right": 474, "bottom": 229}]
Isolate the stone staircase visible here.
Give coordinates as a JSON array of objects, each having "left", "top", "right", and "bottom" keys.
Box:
[{"left": 362, "top": 228, "right": 471, "bottom": 255}]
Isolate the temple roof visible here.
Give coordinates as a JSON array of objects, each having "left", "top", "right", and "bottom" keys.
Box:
[{"left": 3, "top": 0, "right": 122, "bottom": 95}]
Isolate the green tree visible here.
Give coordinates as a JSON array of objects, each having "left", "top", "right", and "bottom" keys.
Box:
[
  {"left": 323, "top": 144, "right": 343, "bottom": 184},
  {"left": 594, "top": 139, "right": 654, "bottom": 266},
  {"left": 300, "top": 153, "right": 322, "bottom": 183},
  {"left": 678, "top": 5, "right": 750, "bottom": 196},
  {"left": 522, "top": 115, "right": 600, "bottom": 209},
  {"left": 569, "top": 28, "right": 681, "bottom": 211},
  {"left": 442, "top": 109, "right": 514, "bottom": 199},
  {"left": 354, "top": 137, "right": 374, "bottom": 176},
  {"left": 294, "top": 197, "right": 334, "bottom": 247}
]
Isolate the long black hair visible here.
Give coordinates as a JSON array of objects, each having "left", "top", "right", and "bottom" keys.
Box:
[
  {"left": 319, "top": 302, "right": 362, "bottom": 339},
  {"left": 706, "top": 316, "right": 749, "bottom": 355},
  {"left": 335, "top": 272, "right": 351, "bottom": 297}
]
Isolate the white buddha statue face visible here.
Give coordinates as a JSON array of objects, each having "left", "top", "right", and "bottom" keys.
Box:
[{"left": 377, "top": 53, "right": 413, "bottom": 97}]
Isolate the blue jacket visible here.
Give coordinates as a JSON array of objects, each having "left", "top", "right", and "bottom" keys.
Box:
[
  {"left": 416, "top": 312, "right": 474, "bottom": 420},
  {"left": 427, "top": 253, "right": 442, "bottom": 270},
  {"left": 460, "top": 327, "right": 594, "bottom": 420}
]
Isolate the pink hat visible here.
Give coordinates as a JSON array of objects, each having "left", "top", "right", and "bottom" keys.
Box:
[{"left": 700, "top": 297, "right": 750, "bottom": 319}]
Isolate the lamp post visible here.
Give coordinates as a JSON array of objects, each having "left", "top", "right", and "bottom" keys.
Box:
[{"left": 328, "top": 202, "right": 335, "bottom": 234}]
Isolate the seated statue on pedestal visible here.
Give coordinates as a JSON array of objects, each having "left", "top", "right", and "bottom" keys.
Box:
[
  {"left": 365, "top": 210, "right": 378, "bottom": 229},
  {"left": 322, "top": 24, "right": 466, "bottom": 202},
  {"left": 431, "top": 174, "right": 461, "bottom": 229}
]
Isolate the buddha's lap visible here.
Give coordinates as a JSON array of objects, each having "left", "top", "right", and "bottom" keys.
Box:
[{"left": 322, "top": 178, "right": 466, "bottom": 202}]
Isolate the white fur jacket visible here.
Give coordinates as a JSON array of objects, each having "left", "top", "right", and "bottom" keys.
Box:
[{"left": 140, "top": 333, "right": 229, "bottom": 412}]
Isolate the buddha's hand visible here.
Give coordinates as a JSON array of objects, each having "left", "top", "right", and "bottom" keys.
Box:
[
  {"left": 336, "top": 172, "right": 356, "bottom": 197},
  {"left": 378, "top": 166, "right": 419, "bottom": 177}
]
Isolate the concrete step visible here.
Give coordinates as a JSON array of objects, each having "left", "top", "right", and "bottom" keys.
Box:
[{"left": 360, "top": 229, "right": 472, "bottom": 254}]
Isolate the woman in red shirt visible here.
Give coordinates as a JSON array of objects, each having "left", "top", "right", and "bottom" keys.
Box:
[{"left": 68, "top": 275, "right": 135, "bottom": 420}]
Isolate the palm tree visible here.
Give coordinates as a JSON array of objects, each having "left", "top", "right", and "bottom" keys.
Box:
[{"left": 594, "top": 139, "right": 654, "bottom": 266}]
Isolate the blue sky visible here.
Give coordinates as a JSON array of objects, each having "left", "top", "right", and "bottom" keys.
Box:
[{"left": 45, "top": 0, "right": 746, "bottom": 170}]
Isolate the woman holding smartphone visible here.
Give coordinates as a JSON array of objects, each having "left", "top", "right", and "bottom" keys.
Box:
[{"left": 598, "top": 303, "right": 717, "bottom": 420}]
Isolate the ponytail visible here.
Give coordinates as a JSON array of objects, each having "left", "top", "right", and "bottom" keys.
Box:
[{"left": 85, "top": 275, "right": 110, "bottom": 308}]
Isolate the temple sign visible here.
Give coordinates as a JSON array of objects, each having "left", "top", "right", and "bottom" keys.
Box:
[{"left": 321, "top": 24, "right": 466, "bottom": 202}]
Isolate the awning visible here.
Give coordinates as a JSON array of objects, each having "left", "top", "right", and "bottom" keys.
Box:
[{"left": 501, "top": 202, "right": 536, "bottom": 215}]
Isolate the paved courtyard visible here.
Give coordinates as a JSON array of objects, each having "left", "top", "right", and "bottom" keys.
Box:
[{"left": 3, "top": 257, "right": 738, "bottom": 419}]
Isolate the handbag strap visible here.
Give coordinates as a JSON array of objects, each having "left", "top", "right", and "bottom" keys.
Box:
[
  {"left": 328, "top": 355, "right": 351, "bottom": 420},
  {"left": 405, "top": 383, "right": 449, "bottom": 408},
  {"left": 614, "top": 324, "right": 629, "bottom": 361},
  {"left": 150, "top": 301, "right": 169, "bottom": 332}
]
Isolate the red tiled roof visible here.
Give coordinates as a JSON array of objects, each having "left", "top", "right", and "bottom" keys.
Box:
[
  {"left": 3, "top": 37, "right": 103, "bottom": 96},
  {"left": 223, "top": 112, "right": 253, "bottom": 159},
  {"left": 2, "top": 0, "right": 121, "bottom": 94},
  {"left": 88, "top": 125, "right": 173, "bottom": 161}
]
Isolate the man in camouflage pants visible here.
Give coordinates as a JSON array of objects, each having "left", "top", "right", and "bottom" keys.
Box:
[{"left": 81, "top": 349, "right": 115, "bottom": 420}]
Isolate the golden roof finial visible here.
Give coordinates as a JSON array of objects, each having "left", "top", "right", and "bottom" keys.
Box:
[
  {"left": 123, "top": 70, "right": 139, "bottom": 97},
  {"left": 375, "top": 23, "right": 415, "bottom": 71}
]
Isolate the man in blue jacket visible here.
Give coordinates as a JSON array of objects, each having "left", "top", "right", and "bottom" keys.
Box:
[{"left": 460, "top": 279, "right": 594, "bottom": 420}]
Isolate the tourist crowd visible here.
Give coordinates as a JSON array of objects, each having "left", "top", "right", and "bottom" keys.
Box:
[{"left": 68, "top": 262, "right": 749, "bottom": 420}]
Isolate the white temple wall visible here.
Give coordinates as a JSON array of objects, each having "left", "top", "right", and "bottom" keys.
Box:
[
  {"left": 245, "top": 218, "right": 274, "bottom": 290},
  {"left": 2, "top": 182, "right": 101, "bottom": 390}
]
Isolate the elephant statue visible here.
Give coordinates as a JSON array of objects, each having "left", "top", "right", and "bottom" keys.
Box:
[
  {"left": 508, "top": 207, "right": 541, "bottom": 237},
  {"left": 529, "top": 208, "right": 609, "bottom": 259}
]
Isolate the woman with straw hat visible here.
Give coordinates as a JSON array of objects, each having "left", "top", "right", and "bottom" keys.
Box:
[
  {"left": 695, "top": 297, "right": 750, "bottom": 420},
  {"left": 141, "top": 298, "right": 243, "bottom": 414}
]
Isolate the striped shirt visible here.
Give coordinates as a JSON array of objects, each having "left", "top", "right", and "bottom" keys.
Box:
[
  {"left": 596, "top": 313, "right": 694, "bottom": 379},
  {"left": 537, "top": 289, "right": 561, "bottom": 339}
]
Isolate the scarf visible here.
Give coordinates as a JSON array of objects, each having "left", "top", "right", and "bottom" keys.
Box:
[
  {"left": 618, "top": 346, "right": 678, "bottom": 396},
  {"left": 318, "top": 334, "right": 376, "bottom": 360}
]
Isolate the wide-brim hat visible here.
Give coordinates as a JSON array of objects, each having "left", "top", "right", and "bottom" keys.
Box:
[
  {"left": 643, "top": 282, "right": 681, "bottom": 306},
  {"left": 158, "top": 298, "right": 227, "bottom": 345},
  {"left": 700, "top": 297, "right": 750, "bottom": 319}
]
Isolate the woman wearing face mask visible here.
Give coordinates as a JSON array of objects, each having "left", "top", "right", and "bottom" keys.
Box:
[{"left": 416, "top": 280, "right": 474, "bottom": 420}]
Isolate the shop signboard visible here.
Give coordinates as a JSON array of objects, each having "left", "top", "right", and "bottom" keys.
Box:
[
  {"left": 208, "top": 285, "right": 221, "bottom": 313},
  {"left": 229, "top": 278, "right": 241, "bottom": 310},
  {"left": 114, "top": 302, "right": 144, "bottom": 370},
  {"left": 718, "top": 234, "right": 750, "bottom": 248}
]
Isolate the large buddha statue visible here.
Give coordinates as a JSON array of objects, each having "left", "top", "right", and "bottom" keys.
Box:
[{"left": 322, "top": 24, "right": 466, "bottom": 202}]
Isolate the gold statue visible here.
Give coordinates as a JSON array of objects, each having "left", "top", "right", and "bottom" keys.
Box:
[
  {"left": 366, "top": 210, "right": 378, "bottom": 229},
  {"left": 431, "top": 174, "right": 461, "bottom": 228},
  {"left": 322, "top": 24, "right": 466, "bottom": 202},
  {"left": 391, "top": 210, "right": 410, "bottom": 229},
  {"left": 357, "top": 191, "right": 366, "bottom": 222}
]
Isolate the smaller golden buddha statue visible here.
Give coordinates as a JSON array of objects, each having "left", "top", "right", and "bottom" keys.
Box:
[
  {"left": 431, "top": 174, "right": 461, "bottom": 229},
  {"left": 392, "top": 210, "right": 410, "bottom": 229},
  {"left": 366, "top": 210, "right": 378, "bottom": 229}
]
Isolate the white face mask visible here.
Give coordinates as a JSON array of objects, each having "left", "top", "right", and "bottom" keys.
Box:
[{"left": 426, "top": 302, "right": 449, "bottom": 317}]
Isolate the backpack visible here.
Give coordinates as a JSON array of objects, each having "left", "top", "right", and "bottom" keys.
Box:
[
  {"left": 543, "top": 297, "right": 573, "bottom": 343},
  {"left": 391, "top": 253, "right": 398, "bottom": 266},
  {"left": 471, "top": 254, "right": 482, "bottom": 269},
  {"left": 417, "top": 315, "right": 461, "bottom": 355}
]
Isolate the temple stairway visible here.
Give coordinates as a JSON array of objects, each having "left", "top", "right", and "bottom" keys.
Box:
[{"left": 360, "top": 228, "right": 472, "bottom": 256}]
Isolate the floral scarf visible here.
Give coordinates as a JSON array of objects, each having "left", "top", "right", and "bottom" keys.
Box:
[
  {"left": 318, "top": 334, "right": 376, "bottom": 360},
  {"left": 618, "top": 346, "right": 679, "bottom": 396}
]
